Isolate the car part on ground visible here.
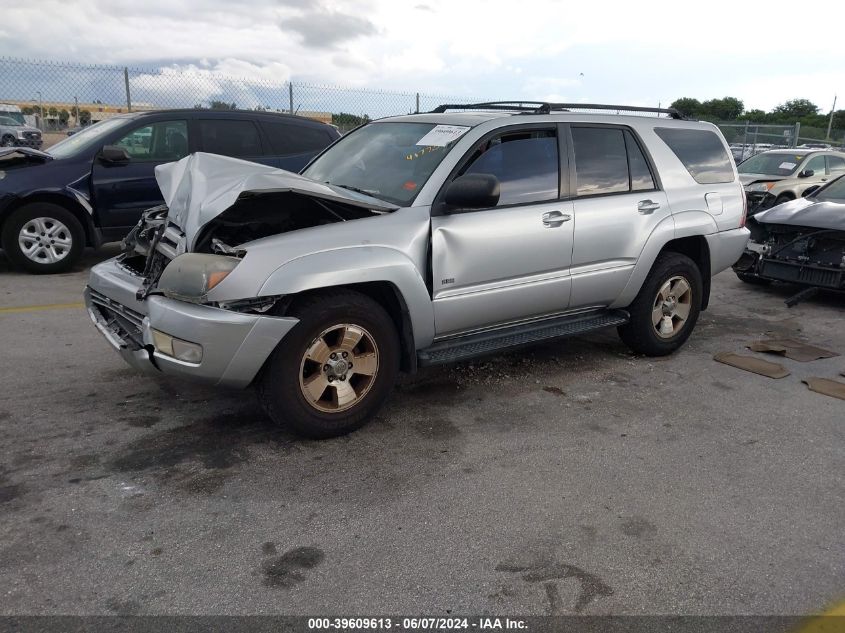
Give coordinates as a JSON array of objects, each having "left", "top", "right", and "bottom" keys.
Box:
[
  {"left": 713, "top": 352, "right": 790, "bottom": 379},
  {"left": 86, "top": 103, "right": 749, "bottom": 438},
  {"left": 733, "top": 175, "right": 845, "bottom": 303},
  {"left": 747, "top": 339, "right": 838, "bottom": 362},
  {"left": 802, "top": 377, "right": 845, "bottom": 400},
  {"left": 0, "top": 109, "right": 340, "bottom": 274}
]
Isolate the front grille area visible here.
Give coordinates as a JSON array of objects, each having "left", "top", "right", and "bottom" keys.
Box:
[
  {"left": 760, "top": 260, "right": 845, "bottom": 289},
  {"left": 88, "top": 289, "right": 146, "bottom": 349}
]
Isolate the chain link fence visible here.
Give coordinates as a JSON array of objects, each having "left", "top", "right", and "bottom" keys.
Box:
[
  {"left": 716, "top": 121, "right": 845, "bottom": 164},
  {"left": 0, "top": 56, "right": 487, "bottom": 139}
]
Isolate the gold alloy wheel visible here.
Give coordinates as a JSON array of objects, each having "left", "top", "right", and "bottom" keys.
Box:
[
  {"left": 652, "top": 275, "right": 692, "bottom": 339},
  {"left": 298, "top": 323, "right": 380, "bottom": 413}
]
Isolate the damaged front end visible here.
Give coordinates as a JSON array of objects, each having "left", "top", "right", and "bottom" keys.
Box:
[{"left": 733, "top": 195, "right": 845, "bottom": 303}]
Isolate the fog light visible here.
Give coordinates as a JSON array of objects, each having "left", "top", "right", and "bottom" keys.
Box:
[
  {"left": 152, "top": 329, "right": 203, "bottom": 363},
  {"left": 172, "top": 338, "right": 203, "bottom": 363}
]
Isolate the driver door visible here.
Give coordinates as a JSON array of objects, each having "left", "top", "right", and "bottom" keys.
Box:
[
  {"left": 91, "top": 119, "right": 190, "bottom": 230},
  {"left": 431, "top": 126, "right": 574, "bottom": 337}
]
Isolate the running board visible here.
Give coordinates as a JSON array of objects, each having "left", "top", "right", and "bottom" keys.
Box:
[{"left": 417, "top": 309, "right": 629, "bottom": 366}]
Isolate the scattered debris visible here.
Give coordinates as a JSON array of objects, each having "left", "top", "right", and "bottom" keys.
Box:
[
  {"left": 747, "top": 339, "right": 839, "bottom": 363},
  {"left": 713, "top": 352, "right": 790, "bottom": 379},
  {"left": 802, "top": 378, "right": 845, "bottom": 401}
]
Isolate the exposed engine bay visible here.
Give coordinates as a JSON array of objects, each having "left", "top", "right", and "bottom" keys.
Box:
[
  {"left": 120, "top": 191, "right": 387, "bottom": 299},
  {"left": 733, "top": 207, "right": 845, "bottom": 305}
]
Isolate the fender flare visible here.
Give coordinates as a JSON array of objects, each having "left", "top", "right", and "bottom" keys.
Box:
[
  {"left": 610, "top": 210, "right": 717, "bottom": 309},
  {"left": 257, "top": 246, "right": 435, "bottom": 350}
]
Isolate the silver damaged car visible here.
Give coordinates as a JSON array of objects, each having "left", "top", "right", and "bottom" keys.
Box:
[{"left": 86, "top": 102, "right": 750, "bottom": 438}]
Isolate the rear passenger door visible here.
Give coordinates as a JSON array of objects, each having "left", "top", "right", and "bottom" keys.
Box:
[
  {"left": 196, "top": 118, "right": 270, "bottom": 165},
  {"left": 259, "top": 120, "right": 338, "bottom": 172},
  {"left": 568, "top": 125, "right": 670, "bottom": 308}
]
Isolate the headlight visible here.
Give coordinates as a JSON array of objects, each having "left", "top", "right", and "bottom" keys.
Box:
[
  {"left": 16, "top": 130, "right": 27, "bottom": 138},
  {"left": 746, "top": 182, "right": 774, "bottom": 193},
  {"left": 157, "top": 253, "right": 241, "bottom": 302}
]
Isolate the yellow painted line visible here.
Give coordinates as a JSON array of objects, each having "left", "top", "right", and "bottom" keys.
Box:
[
  {"left": 0, "top": 301, "right": 85, "bottom": 314},
  {"left": 794, "top": 598, "right": 845, "bottom": 632}
]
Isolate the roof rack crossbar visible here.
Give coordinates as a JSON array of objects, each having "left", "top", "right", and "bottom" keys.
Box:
[{"left": 431, "top": 101, "right": 684, "bottom": 119}]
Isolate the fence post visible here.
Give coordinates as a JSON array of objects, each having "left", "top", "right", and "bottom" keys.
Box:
[
  {"left": 289, "top": 83, "right": 294, "bottom": 115},
  {"left": 415, "top": 92, "right": 420, "bottom": 114},
  {"left": 123, "top": 67, "right": 132, "bottom": 112},
  {"left": 793, "top": 122, "right": 800, "bottom": 148},
  {"left": 743, "top": 120, "right": 749, "bottom": 150}
]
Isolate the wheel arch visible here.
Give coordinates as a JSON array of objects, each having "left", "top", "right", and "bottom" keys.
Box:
[{"left": 1, "top": 192, "right": 99, "bottom": 247}]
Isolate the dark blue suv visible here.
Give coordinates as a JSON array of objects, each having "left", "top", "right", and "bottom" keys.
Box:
[{"left": 0, "top": 109, "right": 340, "bottom": 273}]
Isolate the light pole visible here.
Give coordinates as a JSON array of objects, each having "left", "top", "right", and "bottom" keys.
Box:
[
  {"left": 35, "top": 91, "right": 42, "bottom": 130},
  {"left": 826, "top": 95, "right": 837, "bottom": 141}
]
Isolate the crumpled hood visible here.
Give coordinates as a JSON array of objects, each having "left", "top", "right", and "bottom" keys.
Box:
[
  {"left": 755, "top": 196, "right": 845, "bottom": 231},
  {"left": 739, "top": 173, "right": 786, "bottom": 186},
  {"left": 0, "top": 146, "right": 53, "bottom": 162},
  {"left": 154, "top": 152, "right": 397, "bottom": 248}
]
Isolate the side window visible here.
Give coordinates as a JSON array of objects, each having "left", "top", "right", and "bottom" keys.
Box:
[
  {"left": 625, "top": 130, "right": 655, "bottom": 191},
  {"left": 803, "top": 155, "right": 827, "bottom": 176},
  {"left": 199, "top": 119, "right": 263, "bottom": 157},
  {"left": 828, "top": 156, "right": 845, "bottom": 174},
  {"left": 114, "top": 120, "right": 188, "bottom": 161},
  {"left": 572, "top": 127, "right": 629, "bottom": 196},
  {"left": 655, "top": 127, "right": 734, "bottom": 184},
  {"left": 461, "top": 130, "right": 558, "bottom": 206},
  {"left": 261, "top": 121, "right": 333, "bottom": 156}
]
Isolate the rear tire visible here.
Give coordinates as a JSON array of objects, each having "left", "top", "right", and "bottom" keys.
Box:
[
  {"left": 257, "top": 290, "right": 400, "bottom": 439},
  {"left": 1, "top": 203, "right": 84, "bottom": 274},
  {"left": 618, "top": 252, "right": 703, "bottom": 357}
]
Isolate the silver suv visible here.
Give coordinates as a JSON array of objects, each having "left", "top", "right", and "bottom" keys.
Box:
[
  {"left": 0, "top": 115, "right": 42, "bottom": 149},
  {"left": 86, "top": 102, "right": 749, "bottom": 438}
]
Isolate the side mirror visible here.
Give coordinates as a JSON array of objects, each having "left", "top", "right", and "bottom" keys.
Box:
[
  {"left": 98, "top": 145, "right": 130, "bottom": 164},
  {"left": 798, "top": 169, "right": 814, "bottom": 178},
  {"left": 443, "top": 174, "right": 500, "bottom": 211},
  {"left": 803, "top": 185, "right": 821, "bottom": 197}
]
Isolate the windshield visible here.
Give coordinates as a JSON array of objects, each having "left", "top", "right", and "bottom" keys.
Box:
[
  {"left": 738, "top": 152, "right": 805, "bottom": 177},
  {"left": 814, "top": 175, "right": 845, "bottom": 203},
  {"left": 48, "top": 117, "right": 129, "bottom": 159},
  {"left": 0, "top": 116, "right": 22, "bottom": 127},
  {"left": 302, "top": 121, "right": 468, "bottom": 206}
]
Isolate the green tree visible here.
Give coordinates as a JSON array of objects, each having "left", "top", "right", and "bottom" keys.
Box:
[
  {"left": 209, "top": 100, "right": 237, "bottom": 110},
  {"left": 771, "top": 99, "right": 819, "bottom": 120},
  {"left": 669, "top": 97, "right": 701, "bottom": 118},
  {"left": 48, "top": 106, "right": 58, "bottom": 117},
  {"left": 58, "top": 109, "right": 70, "bottom": 125},
  {"left": 700, "top": 97, "right": 744, "bottom": 120},
  {"left": 331, "top": 112, "right": 370, "bottom": 130},
  {"left": 739, "top": 109, "right": 767, "bottom": 122},
  {"left": 79, "top": 110, "right": 92, "bottom": 125},
  {"left": 22, "top": 106, "right": 34, "bottom": 115}
]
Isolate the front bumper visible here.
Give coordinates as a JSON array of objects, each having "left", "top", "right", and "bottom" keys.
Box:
[{"left": 85, "top": 258, "right": 299, "bottom": 388}]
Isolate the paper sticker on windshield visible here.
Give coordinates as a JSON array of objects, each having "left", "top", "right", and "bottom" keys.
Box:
[
  {"left": 779, "top": 161, "right": 797, "bottom": 170},
  {"left": 416, "top": 125, "right": 471, "bottom": 147}
]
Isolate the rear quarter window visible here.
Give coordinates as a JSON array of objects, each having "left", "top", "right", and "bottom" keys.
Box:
[
  {"left": 260, "top": 121, "right": 334, "bottom": 156},
  {"left": 655, "top": 127, "right": 734, "bottom": 184}
]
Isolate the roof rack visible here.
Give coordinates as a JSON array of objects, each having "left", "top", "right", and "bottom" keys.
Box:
[{"left": 431, "top": 101, "right": 684, "bottom": 119}]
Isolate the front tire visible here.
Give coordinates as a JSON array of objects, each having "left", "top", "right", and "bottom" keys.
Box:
[
  {"left": 618, "top": 252, "right": 703, "bottom": 357},
  {"left": 1, "top": 135, "right": 15, "bottom": 148},
  {"left": 2, "top": 203, "right": 84, "bottom": 274},
  {"left": 257, "top": 290, "right": 400, "bottom": 439}
]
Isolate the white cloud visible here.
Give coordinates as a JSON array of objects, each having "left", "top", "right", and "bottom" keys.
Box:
[{"left": 2, "top": 0, "right": 844, "bottom": 115}]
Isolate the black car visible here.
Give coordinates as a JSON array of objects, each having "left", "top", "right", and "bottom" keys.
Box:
[{"left": 0, "top": 109, "right": 340, "bottom": 273}]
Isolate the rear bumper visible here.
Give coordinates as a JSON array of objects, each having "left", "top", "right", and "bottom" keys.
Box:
[
  {"left": 85, "top": 258, "right": 299, "bottom": 388},
  {"left": 705, "top": 227, "right": 751, "bottom": 274}
]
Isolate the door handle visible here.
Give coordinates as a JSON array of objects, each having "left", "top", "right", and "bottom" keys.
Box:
[
  {"left": 542, "top": 210, "right": 571, "bottom": 227},
  {"left": 638, "top": 199, "right": 661, "bottom": 214}
]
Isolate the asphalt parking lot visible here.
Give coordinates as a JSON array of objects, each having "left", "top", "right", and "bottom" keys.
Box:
[{"left": 1, "top": 246, "right": 843, "bottom": 616}]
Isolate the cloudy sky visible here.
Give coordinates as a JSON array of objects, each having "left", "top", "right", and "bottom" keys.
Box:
[{"left": 2, "top": 0, "right": 844, "bottom": 113}]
